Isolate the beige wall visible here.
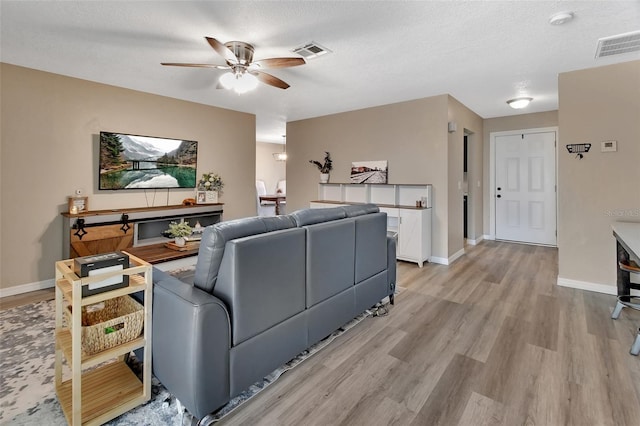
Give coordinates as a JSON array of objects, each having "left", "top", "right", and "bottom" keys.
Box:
[
  {"left": 1, "top": 63, "right": 257, "bottom": 291},
  {"left": 482, "top": 111, "right": 559, "bottom": 234},
  {"left": 447, "top": 96, "right": 483, "bottom": 255},
  {"left": 557, "top": 60, "right": 640, "bottom": 288},
  {"left": 287, "top": 95, "right": 451, "bottom": 260},
  {"left": 256, "top": 142, "right": 286, "bottom": 195}
]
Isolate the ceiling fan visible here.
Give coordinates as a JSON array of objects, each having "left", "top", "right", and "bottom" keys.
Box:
[{"left": 162, "top": 37, "right": 305, "bottom": 93}]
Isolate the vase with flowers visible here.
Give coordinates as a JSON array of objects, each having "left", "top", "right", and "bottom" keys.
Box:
[
  {"left": 309, "top": 151, "right": 333, "bottom": 183},
  {"left": 197, "top": 172, "right": 224, "bottom": 203}
]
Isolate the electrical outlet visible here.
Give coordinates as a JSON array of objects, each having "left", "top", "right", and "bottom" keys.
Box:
[{"left": 601, "top": 140, "right": 617, "bottom": 152}]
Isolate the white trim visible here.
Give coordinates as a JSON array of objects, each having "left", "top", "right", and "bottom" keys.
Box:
[
  {"left": 0, "top": 278, "right": 55, "bottom": 298},
  {"left": 489, "top": 126, "right": 559, "bottom": 245},
  {"left": 449, "top": 248, "right": 465, "bottom": 264},
  {"left": 557, "top": 277, "right": 640, "bottom": 296},
  {"left": 483, "top": 234, "right": 495, "bottom": 241},
  {"left": 429, "top": 248, "right": 466, "bottom": 265},
  {"left": 466, "top": 235, "right": 484, "bottom": 245}
]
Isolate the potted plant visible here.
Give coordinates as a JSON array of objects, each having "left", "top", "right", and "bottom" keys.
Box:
[
  {"left": 197, "top": 172, "right": 224, "bottom": 203},
  {"left": 309, "top": 151, "right": 333, "bottom": 183},
  {"left": 166, "top": 221, "right": 192, "bottom": 247}
]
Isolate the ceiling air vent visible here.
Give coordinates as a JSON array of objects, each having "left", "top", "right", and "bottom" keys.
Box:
[
  {"left": 292, "top": 42, "right": 331, "bottom": 60},
  {"left": 595, "top": 30, "right": 640, "bottom": 58}
]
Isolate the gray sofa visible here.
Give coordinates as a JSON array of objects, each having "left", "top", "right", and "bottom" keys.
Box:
[{"left": 149, "top": 204, "right": 396, "bottom": 420}]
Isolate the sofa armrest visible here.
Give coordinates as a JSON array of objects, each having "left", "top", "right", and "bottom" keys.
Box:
[
  {"left": 152, "top": 274, "right": 231, "bottom": 419},
  {"left": 387, "top": 236, "right": 397, "bottom": 304}
]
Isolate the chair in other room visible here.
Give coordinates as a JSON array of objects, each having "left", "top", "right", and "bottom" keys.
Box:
[{"left": 256, "top": 180, "right": 275, "bottom": 216}]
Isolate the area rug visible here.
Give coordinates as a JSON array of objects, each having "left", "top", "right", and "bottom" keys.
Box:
[{"left": 1, "top": 270, "right": 379, "bottom": 425}]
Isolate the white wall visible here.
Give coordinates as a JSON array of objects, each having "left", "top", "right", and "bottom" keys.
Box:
[
  {"left": 1, "top": 63, "right": 257, "bottom": 291},
  {"left": 557, "top": 60, "right": 640, "bottom": 290}
]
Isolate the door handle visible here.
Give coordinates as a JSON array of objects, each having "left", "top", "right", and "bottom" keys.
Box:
[
  {"left": 497, "top": 194, "right": 502, "bottom": 198},
  {"left": 497, "top": 187, "right": 502, "bottom": 191}
]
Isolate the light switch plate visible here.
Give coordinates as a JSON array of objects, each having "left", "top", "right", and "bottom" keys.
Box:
[{"left": 601, "top": 140, "right": 617, "bottom": 152}]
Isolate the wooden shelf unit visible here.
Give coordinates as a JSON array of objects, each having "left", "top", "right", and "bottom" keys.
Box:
[{"left": 54, "top": 252, "right": 152, "bottom": 425}]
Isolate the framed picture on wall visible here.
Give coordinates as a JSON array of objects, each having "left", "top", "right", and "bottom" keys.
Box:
[{"left": 350, "top": 160, "right": 388, "bottom": 184}]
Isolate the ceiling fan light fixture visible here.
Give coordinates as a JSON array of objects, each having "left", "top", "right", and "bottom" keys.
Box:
[
  {"left": 219, "top": 72, "right": 236, "bottom": 90},
  {"left": 507, "top": 97, "right": 533, "bottom": 109},
  {"left": 234, "top": 72, "right": 258, "bottom": 94},
  {"left": 219, "top": 70, "right": 259, "bottom": 94}
]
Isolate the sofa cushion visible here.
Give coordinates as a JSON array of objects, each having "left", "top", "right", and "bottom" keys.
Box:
[
  {"left": 303, "top": 219, "right": 356, "bottom": 307},
  {"left": 290, "top": 207, "right": 347, "bottom": 227},
  {"left": 215, "top": 228, "right": 306, "bottom": 345},
  {"left": 354, "top": 212, "right": 388, "bottom": 283},
  {"left": 340, "top": 203, "right": 379, "bottom": 217},
  {"left": 193, "top": 216, "right": 296, "bottom": 293}
]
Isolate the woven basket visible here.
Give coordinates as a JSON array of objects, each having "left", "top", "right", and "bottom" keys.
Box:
[{"left": 64, "top": 295, "right": 144, "bottom": 355}]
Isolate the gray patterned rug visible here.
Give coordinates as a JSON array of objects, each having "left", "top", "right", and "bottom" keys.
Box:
[{"left": 0, "top": 270, "right": 376, "bottom": 425}]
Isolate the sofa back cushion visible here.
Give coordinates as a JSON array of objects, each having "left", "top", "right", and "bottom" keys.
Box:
[
  {"left": 194, "top": 216, "right": 296, "bottom": 293},
  {"left": 340, "top": 204, "right": 379, "bottom": 217},
  {"left": 290, "top": 207, "right": 347, "bottom": 226},
  {"left": 214, "top": 228, "right": 306, "bottom": 346},
  {"left": 302, "top": 218, "right": 356, "bottom": 307},
  {"left": 353, "top": 212, "right": 388, "bottom": 283}
]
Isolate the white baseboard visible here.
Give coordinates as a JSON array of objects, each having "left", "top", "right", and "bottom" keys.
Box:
[
  {"left": 430, "top": 248, "right": 466, "bottom": 266},
  {"left": 557, "top": 277, "right": 640, "bottom": 296},
  {"left": 0, "top": 278, "right": 55, "bottom": 298},
  {"left": 483, "top": 234, "right": 495, "bottom": 241},
  {"left": 466, "top": 235, "right": 485, "bottom": 246}
]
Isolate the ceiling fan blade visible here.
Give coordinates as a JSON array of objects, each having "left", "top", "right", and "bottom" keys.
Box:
[
  {"left": 206, "top": 37, "right": 238, "bottom": 63},
  {"left": 252, "top": 57, "right": 305, "bottom": 69},
  {"left": 161, "top": 62, "right": 229, "bottom": 69},
  {"left": 250, "top": 70, "right": 290, "bottom": 89}
]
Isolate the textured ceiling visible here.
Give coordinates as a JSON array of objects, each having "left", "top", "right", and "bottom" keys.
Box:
[{"left": 1, "top": 1, "right": 639, "bottom": 143}]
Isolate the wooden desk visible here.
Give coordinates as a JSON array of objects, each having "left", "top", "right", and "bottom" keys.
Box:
[
  {"left": 612, "top": 222, "right": 640, "bottom": 300},
  {"left": 260, "top": 194, "right": 286, "bottom": 215},
  {"left": 125, "top": 242, "right": 199, "bottom": 265}
]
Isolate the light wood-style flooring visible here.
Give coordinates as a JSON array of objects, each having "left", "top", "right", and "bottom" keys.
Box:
[
  {"left": 220, "top": 241, "right": 640, "bottom": 425},
  {"left": 2, "top": 241, "right": 639, "bottom": 425}
]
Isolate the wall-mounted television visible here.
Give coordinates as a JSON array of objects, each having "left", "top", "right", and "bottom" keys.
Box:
[{"left": 99, "top": 132, "right": 198, "bottom": 190}]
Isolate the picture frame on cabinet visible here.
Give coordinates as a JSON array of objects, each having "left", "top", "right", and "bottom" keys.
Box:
[{"left": 68, "top": 196, "right": 88, "bottom": 214}]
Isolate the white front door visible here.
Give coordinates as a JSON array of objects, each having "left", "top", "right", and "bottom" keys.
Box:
[{"left": 495, "top": 131, "right": 556, "bottom": 245}]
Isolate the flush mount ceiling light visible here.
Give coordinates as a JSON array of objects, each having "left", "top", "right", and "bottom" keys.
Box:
[
  {"left": 507, "top": 97, "right": 533, "bottom": 109},
  {"left": 549, "top": 11, "right": 574, "bottom": 25}
]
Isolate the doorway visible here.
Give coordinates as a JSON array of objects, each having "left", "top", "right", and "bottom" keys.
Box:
[{"left": 490, "top": 128, "right": 557, "bottom": 246}]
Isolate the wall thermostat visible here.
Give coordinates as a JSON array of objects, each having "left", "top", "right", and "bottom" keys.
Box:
[{"left": 601, "top": 140, "right": 617, "bottom": 152}]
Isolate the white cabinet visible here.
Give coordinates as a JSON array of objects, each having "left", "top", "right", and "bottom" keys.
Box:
[
  {"left": 312, "top": 183, "right": 432, "bottom": 267},
  {"left": 397, "top": 208, "right": 431, "bottom": 267}
]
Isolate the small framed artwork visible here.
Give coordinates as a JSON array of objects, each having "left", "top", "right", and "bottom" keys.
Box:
[
  {"left": 350, "top": 160, "right": 388, "bottom": 184},
  {"left": 68, "top": 196, "right": 89, "bottom": 214},
  {"left": 196, "top": 190, "right": 218, "bottom": 204}
]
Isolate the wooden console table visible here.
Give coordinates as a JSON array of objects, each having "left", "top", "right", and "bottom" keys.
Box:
[
  {"left": 61, "top": 204, "right": 222, "bottom": 260},
  {"left": 125, "top": 242, "right": 200, "bottom": 265}
]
